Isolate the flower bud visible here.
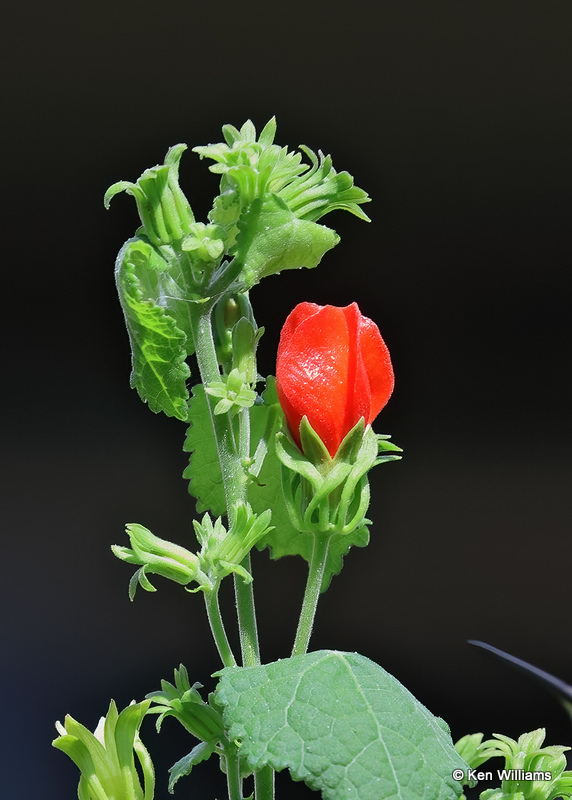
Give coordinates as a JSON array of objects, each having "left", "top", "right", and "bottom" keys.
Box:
[{"left": 276, "top": 302, "right": 394, "bottom": 458}]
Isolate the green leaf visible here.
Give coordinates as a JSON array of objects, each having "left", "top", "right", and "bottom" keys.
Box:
[
  {"left": 115, "top": 238, "right": 191, "bottom": 420},
  {"left": 216, "top": 651, "right": 466, "bottom": 800},
  {"left": 249, "top": 380, "right": 369, "bottom": 591},
  {"left": 183, "top": 384, "right": 228, "bottom": 515},
  {"left": 168, "top": 741, "right": 217, "bottom": 794},
  {"left": 234, "top": 194, "right": 339, "bottom": 287}
]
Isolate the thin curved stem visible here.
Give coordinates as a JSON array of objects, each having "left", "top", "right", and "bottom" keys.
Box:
[{"left": 291, "top": 533, "right": 331, "bottom": 657}]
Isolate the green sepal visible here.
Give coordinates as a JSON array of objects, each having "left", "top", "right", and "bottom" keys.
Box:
[
  {"left": 215, "top": 651, "right": 466, "bottom": 800},
  {"left": 192, "top": 504, "right": 273, "bottom": 584},
  {"left": 115, "top": 237, "right": 191, "bottom": 421},
  {"left": 248, "top": 380, "right": 370, "bottom": 591},
  {"left": 476, "top": 729, "right": 572, "bottom": 800},
  {"left": 195, "top": 118, "right": 370, "bottom": 254},
  {"left": 205, "top": 368, "right": 256, "bottom": 416},
  {"left": 234, "top": 193, "right": 339, "bottom": 288},
  {"left": 146, "top": 665, "right": 224, "bottom": 742},
  {"left": 298, "top": 415, "right": 332, "bottom": 466},
  {"left": 112, "top": 523, "right": 213, "bottom": 597},
  {"left": 53, "top": 700, "right": 154, "bottom": 800},
  {"left": 105, "top": 144, "right": 194, "bottom": 246},
  {"left": 276, "top": 417, "right": 401, "bottom": 539},
  {"left": 277, "top": 144, "right": 371, "bottom": 223}
]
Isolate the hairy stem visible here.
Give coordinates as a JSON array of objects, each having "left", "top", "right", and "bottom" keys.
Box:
[
  {"left": 224, "top": 745, "right": 243, "bottom": 800},
  {"left": 204, "top": 588, "right": 236, "bottom": 668},
  {"left": 190, "top": 301, "right": 272, "bottom": 798},
  {"left": 291, "top": 533, "right": 330, "bottom": 657}
]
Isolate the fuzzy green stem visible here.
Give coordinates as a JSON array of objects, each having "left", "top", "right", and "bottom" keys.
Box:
[
  {"left": 234, "top": 554, "right": 261, "bottom": 667},
  {"left": 291, "top": 533, "right": 331, "bottom": 657},
  {"left": 224, "top": 745, "right": 243, "bottom": 800},
  {"left": 189, "top": 301, "right": 246, "bottom": 520},
  {"left": 189, "top": 300, "right": 271, "bottom": 798},
  {"left": 204, "top": 588, "right": 237, "bottom": 668},
  {"left": 254, "top": 766, "right": 275, "bottom": 800}
]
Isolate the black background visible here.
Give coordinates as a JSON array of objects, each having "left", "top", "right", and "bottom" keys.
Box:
[{"left": 2, "top": 1, "right": 572, "bottom": 798}]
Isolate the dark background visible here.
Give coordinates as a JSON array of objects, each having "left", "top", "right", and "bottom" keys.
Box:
[{"left": 2, "top": 1, "right": 572, "bottom": 797}]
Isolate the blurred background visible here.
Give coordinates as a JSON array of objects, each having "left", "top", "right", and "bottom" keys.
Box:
[{"left": 2, "top": 1, "right": 572, "bottom": 797}]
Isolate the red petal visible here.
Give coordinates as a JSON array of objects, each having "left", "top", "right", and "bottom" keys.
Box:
[
  {"left": 358, "top": 313, "right": 394, "bottom": 422},
  {"left": 277, "top": 305, "right": 350, "bottom": 456}
]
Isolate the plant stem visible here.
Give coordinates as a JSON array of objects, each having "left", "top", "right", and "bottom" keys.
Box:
[
  {"left": 224, "top": 745, "right": 243, "bottom": 800},
  {"left": 190, "top": 301, "right": 273, "bottom": 799},
  {"left": 254, "top": 766, "right": 275, "bottom": 800},
  {"left": 234, "top": 554, "right": 261, "bottom": 667},
  {"left": 204, "top": 588, "right": 236, "bottom": 668},
  {"left": 291, "top": 533, "right": 331, "bottom": 657},
  {"left": 189, "top": 302, "right": 246, "bottom": 520}
]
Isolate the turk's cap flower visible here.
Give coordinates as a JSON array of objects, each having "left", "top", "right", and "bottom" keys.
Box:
[
  {"left": 276, "top": 302, "right": 394, "bottom": 459},
  {"left": 53, "top": 700, "right": 154, "bottom": 800}
]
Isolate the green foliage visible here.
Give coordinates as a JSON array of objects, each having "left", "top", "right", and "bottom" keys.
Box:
[
  {"left": 234, "top": 194, "right": 340, "bottom": 288},
  {"left": 216, "top": 651, "right": 466, "bottom": 800},
  {"left": 111, "top": 522, "right": 212, "bottom": 598},
  {"left": 183, "top": 379, "right": 372, "bottom": 590},
  {"left": 476, "top": 730, "right": 572, "bottom": 800},
  {"left": 183, "top": 384, "right": 228, "bottom": 515},
  {"left": 115, "top": 238, "right": 192, "bottom": 420},
  {"left": 195, "top": 118, "right": 370, "bottom": 247},
  {"left": 105, "top": 144, "right": 195, "bottom": 247},
  {"left": 205, "top": 368, "right": 257, "bottom": 415},
  {"left": 52, "top": 700, "right": 155, "bottom": 800}
]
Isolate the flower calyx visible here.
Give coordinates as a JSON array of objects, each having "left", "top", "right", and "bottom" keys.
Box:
[
  {"left": 112, "top": 523, "right": 213, "bottom": 599},
  {"left": 105, "top": 144, "right": 195, "bottom": 248},
  {"left": 146, "top": 664, "right": 224, "bottom": 743},
  {"left": 113, "top": 505, "right": 273, "bottom": 598},
  {"left": 53, "top": 700, "right": 155, "bottom": 800},
  {"left": 276, "top": 415, "right": 401, "bottom": 537},
  {"left": 193, "top": 504, "right": 273, "bottom": 585},
  {"left": 457, "top": 729, "right": 572, "bottom": 800}
]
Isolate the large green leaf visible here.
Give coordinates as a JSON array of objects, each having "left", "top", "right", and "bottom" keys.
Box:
[
  {"left": 115, "top": 238, "right": 190, "bottom": 420},
  {"left": 216, "top": 651, "right": 466, "bottom": 800},
  {"left": 249, "top": 380, "right": 369, "bottom": 591},
  {"left": 234, "top": 194, "right": 339, "bottom": 287}
]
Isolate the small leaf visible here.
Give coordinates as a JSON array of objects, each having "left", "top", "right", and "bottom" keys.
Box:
[
  {"left": 115, "top": 238, "right": 190, "bottom": 420},
  {"left": 234, "top": 194, "right": 339, "bottom": 287},
  {"left": 168, "top": 741, "right": 216, "bottom": 794},
  {"left": 216, "top": 651, "right": 466, "bottom": 800}
]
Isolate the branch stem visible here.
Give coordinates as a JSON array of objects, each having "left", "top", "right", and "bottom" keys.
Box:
[
  {"left": 291, "top": 533, "right": 330, "bottom": 657},
  {"left": 204, "top": 587, "right": 236, "bottom": 668}
]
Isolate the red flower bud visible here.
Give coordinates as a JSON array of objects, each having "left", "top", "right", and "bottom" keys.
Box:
[{"left": 276, "top": 302, "right": 394, "bottom": 457}]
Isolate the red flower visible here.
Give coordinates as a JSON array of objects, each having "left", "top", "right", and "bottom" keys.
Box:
[{"left": 276, "top": 302, "right": 394, "bottom": 457}]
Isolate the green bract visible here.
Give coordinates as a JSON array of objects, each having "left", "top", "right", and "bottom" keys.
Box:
[
  {"left": 477, "top": 730, "right": 572, "bottom": 800},
  {"left": 52, "top": 700, "right": 154, "bottom": 800},
  {"left": 105, "top": 144, "right": 194, "bottom": 247},
  {"left": 112, "top": 505, "right": 273, "bottom": 598},
  {"left": 276, "top": 416, "right": 402, "bottom": 537},
  {"left": 112, "top": 523, "right": 212, "bottom": 598}
]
